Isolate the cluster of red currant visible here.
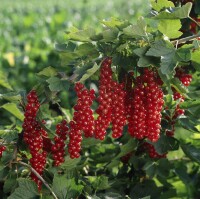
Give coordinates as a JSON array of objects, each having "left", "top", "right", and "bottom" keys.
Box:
[
  {"left": 51, "top": 120, "right": 68, "bottom": 166},
  {"left": 95, "top": 57, "right": 113, "bottom": 140},
  {"left": 22, "top": 90, "right": 47, "bottom": 190},
  {"left": 68, "top": 82, "right": 95, "bottom": 159},
  {"left": 128, "top": 69, "right": 164, "bottom": 142},
  {"left": 95, "top": 58, "right": 127, "bottom": 139},
  {"left": 0, "top": 145, "right": 6, "bottom": 157},
  {"left": 166, "top": 67, "right": 192, "bottom": 137}
]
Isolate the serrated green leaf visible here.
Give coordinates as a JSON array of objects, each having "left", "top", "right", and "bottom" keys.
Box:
[
  {"left": 146, "top": 40, "right": 177, "bottom": 74},
  {"left": 151, "top": 0, "right": 174, "bottom": 12},
  {"left": 154, "top": 2, "right": 192, "bottom": 19},
  {"left": 52, "top": 175, "right": 83, "bottom": 199},
  {"left": 8, "top": 178, "right": 39, "bottom": 199},
  {"left": 181, "top": 144, "right": 200, "bottom": 164},
  {"left": 0, "top": 71, "right": 13, "bottom": 90},
  {"left": 79, "top": 63, "right": 100, "bottom": 82},
  {"left": 173, "top": 2, "right": 192, "bottom": 18},
  {"left": 1, "top": 103, "right": 24, "bottom": 121},
  {"left": 146, "top": 40, "right": 175, "bottom": 57},
  {"left": 158, "top": 19, "right": 182, "bottom": 39},
  {"left": 37, "top": 66, "right": 57, "bottom": 77},
  {"left": 123, "top": 17, "right": 147, "bottom": 37}
]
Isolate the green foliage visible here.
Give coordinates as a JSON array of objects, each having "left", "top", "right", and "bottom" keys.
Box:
[{"left": 0, "top": 0, "right": 200, "bottom": 198}]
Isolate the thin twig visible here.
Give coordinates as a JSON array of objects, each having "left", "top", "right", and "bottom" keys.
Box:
[
  {"left": 171, "top": 33, "right": 200, "bottom": 45},
  {"left": 189, "top": 16, "right": 200, "bottom": 27},
  {"left": 14, "top": 161, "right": 58, "bottom": 199}
]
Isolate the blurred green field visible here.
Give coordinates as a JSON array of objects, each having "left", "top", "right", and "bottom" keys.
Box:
[{"left": 0, "top": 0, "right": 150, "bottom": 91}]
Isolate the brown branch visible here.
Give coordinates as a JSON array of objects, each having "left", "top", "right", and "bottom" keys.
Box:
[
  {"left": 171, "top": 33, "right": 200, "bottom": 46},
  {"left": 14, "top": 161, "right": 58, "bottom": 199}
]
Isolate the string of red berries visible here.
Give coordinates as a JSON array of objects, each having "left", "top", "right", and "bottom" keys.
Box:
[
  {"left": 0, "top": 145, "right": 6, "bottom": 157},
  {"left": 128, "top": 69, "right": 164, "bottom": 142},
  {"left": 111, "top": 81, "right": 126, "bottom": 138},
  {"left": 95, "top": 57, "right": 113, "bottom": 140},
  {"left": 51, "top": 120, "right": 68, "bottom": 166},
  {"left": 22, "top": 90, "right": 47, "bottom": 190},
  {"left": 68, "top": 82, "right": 95, "bottom": 159}
]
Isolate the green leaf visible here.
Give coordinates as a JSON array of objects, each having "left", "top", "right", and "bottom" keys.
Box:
[
  {"left": 102, "top": 17, "right": 130, "bottom": 29},
  {"left": 0, "top": 129, "right": 18, "bottom": 142},
  {"left": 151, "top": 0, "right": 174, "bottom": 11},
  {"left": 0, "top": 71, "right": 13, "bottom": 90},
  {"left": 158, "top": 19, "right": 182, "bottom": 39},
  {"left": 79, "top": 63, "right": 100, "bottom": 82},
  {"left": 1, "top": 103, "right": 24, "bottom": 121},
  {"left": 4, "top": 177, "right": 17, "bottom": 193},
  {"left": 154, "top": 2, "right": 192, "bottom": 19},
  {"left": 146, "top": 40, "right": 175, "bottom": 57},
  {"left": 178, "top": 118, "right": 199, "bottom": 132},
  {"left": 191, "top": 50, "right": 200, "bottom": 71},
  {"left": 102, "top": 28, "right": 119, "bottom": 42},
  {"left": 88, "top": 176, "right": 110, "bottom": 191},
  {"left": 123, "top": 17, "right": 147, "bottom": 37},
  {"left": 46, "top": 77, "right": 69, "bottom": 92},
  {"left": 76, "top": 43, "right": 99, "bottom": 58},
  {"left": 0, "top": 92, "right": 21, "bottom": 102},
  {"left": 52, "top": 175, "right": 83, "bottom": 199},
  {"left": 152, "top": 135, "right": 179, "bottom": 154},
  {"left": 37, "top": 66, "right": 57, "bottom": 77},
  {"left": 146, "top": 40, "right": 177, "bottom": 74},
  {"left": 116, "top": 138, "right": 136, "bottom": 159},
  {"left": 173, "top": 2, "right": 192, "bottom": 19},
  {"left": 134, "top": 47, "right": 157, "bottom": 67},
  {"left": 66, "top": 27, "right": 95, "bottom": 42},
  {"left": 181, "top": 144, "right": 200, "bottom": 164},
  {"left": 160, "top": 52, "right": 177, "bottom": 74},
  {"left": 175, "top": 48, "right": 191, "bottom": 62},
  {"left": 8, "top": 178, "right": 39, "bottom": 199},
  {"left": 0, "top": 166, "right": 10, "bottom": 180},
  {"left": 60, "top": 156, "right": 81, "bottom": 170},
  {"left": 180, "top": 100, "right": 200, "bottom": 109},
  {"left": 143, "top": 161, "right": 157, "bottom": 178}
]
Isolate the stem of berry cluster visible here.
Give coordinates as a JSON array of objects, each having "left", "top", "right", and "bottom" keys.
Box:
[
  {"left": 14, "top": 161, "right": 58, "bottom": 199},
  {"left": 171, "top": 33, "right": 200, "bottom": 46}
]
